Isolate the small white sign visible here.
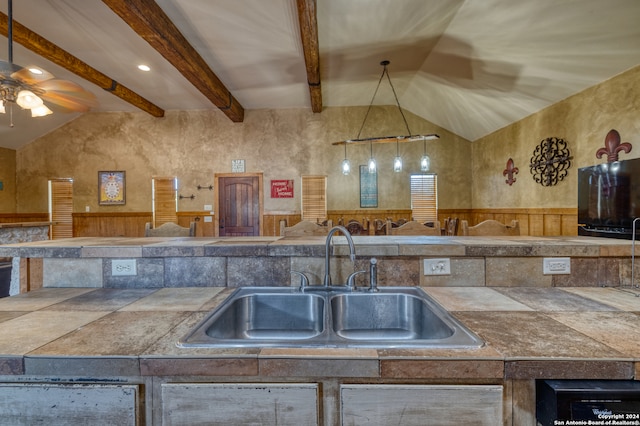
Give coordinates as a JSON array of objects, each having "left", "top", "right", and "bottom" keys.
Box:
[{"left": 231, "top": 159, "right": 245, "bottom": 173}]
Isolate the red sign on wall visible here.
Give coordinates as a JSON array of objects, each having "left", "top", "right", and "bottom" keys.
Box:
[{"left": 271, "top": 180, "right": 294, "bottom": 198}]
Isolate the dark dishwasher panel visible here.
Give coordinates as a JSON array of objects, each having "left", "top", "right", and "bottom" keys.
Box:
[
  {"left": 537, "top": 380, "right": 640, "bottom": 426},
  {"left": 0, "top": 262, "right": 10, "bottom": 298}
]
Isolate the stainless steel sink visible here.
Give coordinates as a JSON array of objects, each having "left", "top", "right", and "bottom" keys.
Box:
[
  {"left": 330, "top": 292, "right": 454, "bottom": 340},
  {"left": 178, "top": 286, "right": 483, "bottom": 349},
  {"left": 180, "top": 289, "right": 326, "bottom": 347}
]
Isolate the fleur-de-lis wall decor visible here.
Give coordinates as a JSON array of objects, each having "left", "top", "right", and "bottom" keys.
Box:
[
  {"left": 595, "top": 129, "right": 632, "bottom": 162},
  {"left": 503, "top": 158, "right": 519, "bottom": 185}
]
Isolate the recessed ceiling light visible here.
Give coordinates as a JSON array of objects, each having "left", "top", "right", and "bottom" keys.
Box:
[{"left": 137, "top": 64, "right": 151, "bottom": 72}]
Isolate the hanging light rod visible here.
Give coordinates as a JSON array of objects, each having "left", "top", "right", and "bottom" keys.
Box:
[
  {"left": 333, "top": 60, "right": 439, "bottom": 145},
  {"left": 332, "top": 133, "right": 439, "bottom": 146}
]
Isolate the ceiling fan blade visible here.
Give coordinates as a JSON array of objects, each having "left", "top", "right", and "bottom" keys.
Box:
[
  {"left": 10, "top": 65, "right": 55, "bottom": 85},
  {"left": 37, "top": 79, "right": 97, "bottom": 112},
  {"left": 0, "top": 60, "right": 22, "bottom": 77}
]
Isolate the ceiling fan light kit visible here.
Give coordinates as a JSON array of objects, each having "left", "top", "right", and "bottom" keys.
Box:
[
  {"left": 334, "top": 60, "right": 439, "bottom": 175},
  {"left": 0, "top": 0, "right": 96, "bottom": 126}
]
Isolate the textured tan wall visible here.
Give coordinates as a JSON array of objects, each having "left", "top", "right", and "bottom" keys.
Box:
[
  {"left": 471, "top": 65, "right": 640, "bottom": 209},
  {"left": 0, "top": 147, "right": 16, "bottom": 213},
  {"left": 14, "top": 64, "right": 637, "bottom": 214},
  {"left": 15, "top": 106, "right": 471, "bottom": 214}
]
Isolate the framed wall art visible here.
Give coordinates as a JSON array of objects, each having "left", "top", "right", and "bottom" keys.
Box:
[
  {"left": 98, "top": 171, "right": 126, "bottom": 205},
  {"left": 359, "top": 165, "right": 378, "bottom": 208}
]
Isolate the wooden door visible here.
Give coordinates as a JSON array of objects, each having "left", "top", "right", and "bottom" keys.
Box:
[{"left": 216, "top": 174, "right": 262, "bottom": 236}]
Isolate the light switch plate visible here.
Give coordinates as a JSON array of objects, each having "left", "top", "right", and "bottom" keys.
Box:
[{"left": 424, "top": 258, "right": 451, "bottom": 275}]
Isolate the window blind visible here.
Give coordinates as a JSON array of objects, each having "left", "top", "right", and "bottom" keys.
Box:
[
  {"left": 301, "top": 175, "right": 327, "bottom": 222},
  {"left": 410, "top": 174, "right": 438, "bottom": 223},
  {"left": 152, "top": 177, "right": 178, "bottom": 227},
  {"left": 49, "top": 179, "right": 73, "bottom": 239}
]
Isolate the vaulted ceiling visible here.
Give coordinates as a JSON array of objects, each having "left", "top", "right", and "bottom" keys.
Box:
[{"left": 0, "top": 0, "right": 639, "bottom": 150}]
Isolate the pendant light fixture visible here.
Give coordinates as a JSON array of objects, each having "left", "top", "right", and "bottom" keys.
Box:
[
  {"left": 341, "top": 141, "right": 351, "bottom": 175},
  {"left": 368, "top": 139, "right": 376, "bottom": 173},
  {"left": 393, "top": 138, "right": 402, "bottom": 172},
  {"left": 333, "top": 60, "right": 439, "bottom": 172},
  {"left": 420, "top": 137, "right": 431, "bottom": 172}
]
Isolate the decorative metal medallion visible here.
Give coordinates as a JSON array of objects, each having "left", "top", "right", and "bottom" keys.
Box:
[{"left": 529, "top": 137, "right": 572, "bottom": 187}]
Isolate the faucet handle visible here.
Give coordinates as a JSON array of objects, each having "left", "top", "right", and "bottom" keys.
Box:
[
  {"left": 346, "top": 270, "right": 367, "bottom": 290},
  {"left": 290, "top": 270, "right": 310, "bottom": 292},
  {"left": 368, "top": 258, "right": 379, "bottom": 292}
]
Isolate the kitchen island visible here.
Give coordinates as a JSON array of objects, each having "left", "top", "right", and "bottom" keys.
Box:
[{"left": 0, "top": 236, "right": 638, "bottom": 425}]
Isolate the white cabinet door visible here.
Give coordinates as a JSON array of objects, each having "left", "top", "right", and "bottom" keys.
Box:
[
  {"left": 0, "top": 383, "right": 139, "bottom": 425},
  {"left": 161, "top": 383, "right": 319, "bottom": 425},
  {"left": 341, "top": 384, "right": 503, "bottom": 425}
]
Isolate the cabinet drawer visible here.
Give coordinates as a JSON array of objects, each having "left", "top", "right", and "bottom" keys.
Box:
[
  {"left": 162, "top": 383, "right": 319, "bottom": 425},
  {"left": 341, "top": 384, "right": 503, "bottom": 425},
  {"left": 0, "top": 383, "right": 139, "bottom": 425}
]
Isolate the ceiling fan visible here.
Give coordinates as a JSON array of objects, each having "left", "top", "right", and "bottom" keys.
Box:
[{"left": 0, "top": 0, "right": 96, "bottom": 126}]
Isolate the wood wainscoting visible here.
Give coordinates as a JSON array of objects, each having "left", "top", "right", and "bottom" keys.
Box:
[
  {"left": 177, "top": 211, "right": 215, "bottom": 237},
  {"left": 264, "top": 208, "right": 578, "bottom": 237},
  {"left": 263, "top": 212, "right": 301, "bottom": 237},
  {"left": 328, "top": 210, "right": 414, "bottom": 229},
  {"left": 459, "top": 208, "right": 578, "bottom": 236},
  {"left": 73, "top": 212, "right": 152, "bottom": 237},
  {"left": 69, "top": 208, "right": 578, "bottom": 238},
  {"left": 0, "top": 213, "right": 49, "bottom": 224}
]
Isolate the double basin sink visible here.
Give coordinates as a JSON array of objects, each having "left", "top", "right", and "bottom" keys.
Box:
[{"left": 178, "top": 286, "right": 483, "bottom": 349}]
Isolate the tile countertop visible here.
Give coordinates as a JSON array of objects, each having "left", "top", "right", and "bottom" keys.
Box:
[
  {"left": 0, "top": 235, "right": 637, "bottom": 258},
  {"left": 0, "top": 286, "right": 639, "bottom": 381}
]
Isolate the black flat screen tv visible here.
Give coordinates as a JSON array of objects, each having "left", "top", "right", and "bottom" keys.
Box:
[{"left": 577, "top": 158, "right": 640, "bottom": 239}]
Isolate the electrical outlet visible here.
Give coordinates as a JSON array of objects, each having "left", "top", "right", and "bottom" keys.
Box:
[
  {"left": 112, "top": 259, "right": 137, "bottom": 276},
  {"left": 543, "top": 257, "right": 571, "bottom": 275},
  {"left": 424, "top": 258, "right": 451, "bottom": 276}
]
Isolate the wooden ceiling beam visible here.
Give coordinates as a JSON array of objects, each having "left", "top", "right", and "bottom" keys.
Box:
[
  {"left": 103, "top": 0, "right": 244, "bottom": 122},
  {"left": 296, "top": 0, "right": 322, "bottom": 113},
  {"left": 0, "top": 12, "right": 165, "bottom": 118}
]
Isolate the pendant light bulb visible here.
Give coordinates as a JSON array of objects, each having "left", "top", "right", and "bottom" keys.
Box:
[
  {"left": 421, "top": 136, "right": 430, "bottom": 171},
  {"left": 420, "top": 154, "right": 431, "bottom": 172},
  {"left": 393, "top": 139, "right": 402, "bottom": 172},
  {"left": 394, "top": 156, "right": 402, "bottom": 172},
  {"left": 341, "top": 142, "right": 351, "bottom": 175},
  {"left": 341, "top": 158, "right": 351, "bottom": 175},
  {"left": 368, "top": 141, "right": 376, "bottom": 173},
  {"left": 368, "top": 157, "right": 377, "bottom": 173}
]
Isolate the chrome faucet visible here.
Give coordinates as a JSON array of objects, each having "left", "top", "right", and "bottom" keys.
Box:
[
  {"left": 290, "top": 270, "right": 309, "bottom": 292},
  {"left": 324, "top": 225, "right": 356, "bottom": 286}
]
